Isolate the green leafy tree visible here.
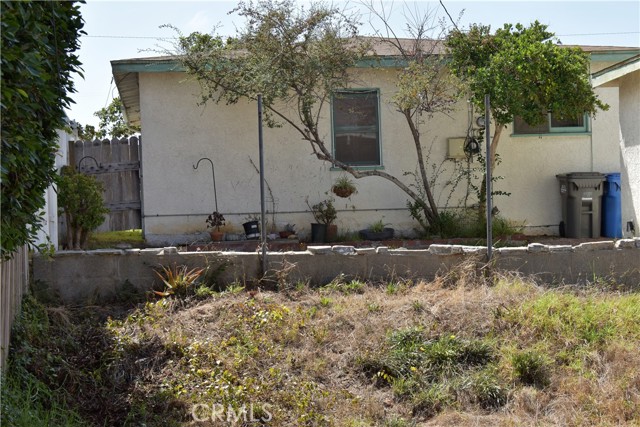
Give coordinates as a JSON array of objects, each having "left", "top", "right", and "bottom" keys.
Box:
[
  {"left": 446, "top": 21, "right": 608, "bottom": 220},
  {"left": 77, "top": 124, "right": 98, "bottom": 141},
  {"left": 78, "top": 97, "right": 140, "bottom": 140},
  {"left": 1, "top": 0, "right": 84, "bottom": 259},
  {"left": 57, "top": 167, "right": 109, "bottom": 249},
  {"left": 446, "top": 21, "right": 608, "bottom": 171},
  {"left": 94, "top": 97, "right": 141, "bottom": 139},
  {"left": 364, "top": 2, "right": 463, "bottom": 232},
  {"left": 172, "top": 0, "right": 463, "bottom": 232}
]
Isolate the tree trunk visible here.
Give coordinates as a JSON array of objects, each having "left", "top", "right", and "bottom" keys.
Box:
[
  {"left": 489, "top": 124, "right": 504, "bottom": 171},
  {"left": 479, "top": 123, "right": 505, "bottom": 224}
]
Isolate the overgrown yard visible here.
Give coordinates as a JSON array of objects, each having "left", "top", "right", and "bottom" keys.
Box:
[{"left": 2, "top": 266, "right": 639, "bottom": 426}]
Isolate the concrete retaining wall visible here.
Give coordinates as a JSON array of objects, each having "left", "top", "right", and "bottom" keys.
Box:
[{"left": 33, "top": 240, "right": 640, "bottom": 304}]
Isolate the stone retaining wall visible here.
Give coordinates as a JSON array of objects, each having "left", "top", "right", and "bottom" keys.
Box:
[{"left": 33, "top": 240, "right": 640, "bottom": 304}]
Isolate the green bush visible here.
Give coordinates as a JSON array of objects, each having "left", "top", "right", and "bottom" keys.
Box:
[
  {"left": 362, "top": 327, "right": 504, "bottom": 416},
  {"left": 57, "top": 167, "right": 109, "bottom": 249},
  {"left": 512, "top": 350, "right": 550, "bottom": 388},
  {"left": 1, "top": 1, "right": 84, "bottom": 258}
]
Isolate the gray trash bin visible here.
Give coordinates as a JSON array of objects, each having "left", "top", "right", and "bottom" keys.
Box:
[{"left": 556, "top": 172, "right": 605, "bottom": 238}]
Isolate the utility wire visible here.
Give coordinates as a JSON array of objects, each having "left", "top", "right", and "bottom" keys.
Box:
[{"left": 82, "top": 31, "right": 639, "bottom": 40}]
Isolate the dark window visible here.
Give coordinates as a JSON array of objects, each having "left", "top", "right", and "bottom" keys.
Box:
[
  {"left": 513, "top": 113, "right": 588, "bottom": 135},
  {"left": 332, "top": 90, "right": 380, "bottom": 166}
]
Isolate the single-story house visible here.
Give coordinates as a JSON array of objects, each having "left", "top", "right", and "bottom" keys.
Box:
[{"left": 111, "top": 41, "right": 640, "bottom": 246}]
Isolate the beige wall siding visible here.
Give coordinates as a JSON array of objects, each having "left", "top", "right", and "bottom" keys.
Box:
[
  {"left": 138, "top": 68, "right": 625, "bottom": 244},
  {"left": 619, "top": 70, "right": 640, "bottom": 234}
]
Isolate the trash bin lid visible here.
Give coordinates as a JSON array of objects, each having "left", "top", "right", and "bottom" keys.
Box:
[{"left": 565, "top": 172, "right": 605, "bottom": 178}]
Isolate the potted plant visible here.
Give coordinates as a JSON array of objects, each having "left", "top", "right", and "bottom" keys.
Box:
[
  {"left": 360, "top": 219, "right": 394, "bottom": 241},
  {"left": 332, "top": 175, "right": 357, "bottom": 198},
  {"left": 206, "top": 211, "right": 226, "bottom": 241},
  {"left": 307, "top": 198, "right": 337, "bottom": 243},
  {"left": 242, "top": 214, "right": 260, "bottom": 240},
  {"left": 279, "top": 223, "right": 296, "bottom": 239}
]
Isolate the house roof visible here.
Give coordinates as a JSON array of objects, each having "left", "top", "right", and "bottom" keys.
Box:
[
  {"left": 591, "top": 54, "right": 640, "bottom": 87},
  {"left": 112, "top": 42, "right": 640, "bottom": 127}
]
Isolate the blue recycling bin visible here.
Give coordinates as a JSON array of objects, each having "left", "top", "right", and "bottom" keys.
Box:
[{"left": 602, "top": 173, "right": 622, "bottom": 238}]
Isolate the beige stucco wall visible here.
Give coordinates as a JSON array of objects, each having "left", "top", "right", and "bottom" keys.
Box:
[
  {"left": 619, "top": 70, "right": 640, "bottom": 235},
  {"left": 138, "top": 67, "right": 624, "bottom": 245}
]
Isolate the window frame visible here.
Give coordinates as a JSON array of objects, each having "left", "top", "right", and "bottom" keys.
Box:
[
  {"left": 512, "top": 112, "right": 590, "bottom": 136},
  {"left": 330, "top": 88, "right": 383, "bottom": 169}
]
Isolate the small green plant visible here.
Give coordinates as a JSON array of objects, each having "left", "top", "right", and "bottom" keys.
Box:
[
  {"left": 411, "top": 300, "right": 425, "bottom": 312},
  {"left": 319, "top": 296, "right": 332, "bottom": 307},
  {"left": 370, "top": 219, "right": 387, "bottom": 233},
  {"left": 199, "top": 259, "right": 229, "bottom": 292},
  {"left": 153, "top": 263, "right": 205, "bottom": 297},
  {"left": 331, "top": 175, "right": 357, "bottom": 198},
  {"left": 386, "top": 283, "right": 399, "bottom": 295},
  {"left": 468, "top": 366, "right": 508, "bottom": 409},
  {"left": 223, "top": 283, "right": 245, "bottom": 294},
  {"left": 512, "top": 350, "right": 551, "bottom": 388},
  {"left": 492, "top": 215, "right": 524, "bottom": 237},
  {"left": 367, "top": 302, "right": 382, "bottom": 313},
  {"left": 307, "top": 197, "right": 337, "bottom": 225},
  {"left": 206, "top": 211, "right": 226, "bottom": 231},
  {"left": 323, "top": 276, "right": 365, "bottom": 295}
]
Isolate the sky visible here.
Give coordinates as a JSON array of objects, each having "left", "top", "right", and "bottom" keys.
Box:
[{"left": 66, "top": 0, "right": 640, "bottom": 128}]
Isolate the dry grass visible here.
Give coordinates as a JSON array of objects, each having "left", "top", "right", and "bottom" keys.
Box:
[{"left": 4, "top": 264, "right": 639, "bottom": 426}]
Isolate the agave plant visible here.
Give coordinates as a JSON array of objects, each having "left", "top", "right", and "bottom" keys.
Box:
[{"left": 154, "top": 263, "right": 205, "bottom": 297}]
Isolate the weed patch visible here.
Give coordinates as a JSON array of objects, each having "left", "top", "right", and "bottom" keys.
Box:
[{"left": 4, "top": 275, "right": 639, "bottom": 426}]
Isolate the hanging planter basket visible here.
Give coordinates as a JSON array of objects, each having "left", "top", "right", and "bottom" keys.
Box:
[
  {"left": 332, "top": 185, "right": 355, "bottom": 198},
  {"left": 331, "top": 176, "right": 357, "bottom": 199}
]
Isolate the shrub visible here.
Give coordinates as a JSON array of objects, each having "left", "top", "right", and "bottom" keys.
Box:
[
  {"left": 153, "top": 263, "right": 205, "bottom": 298},
  {"left": 57, "top": 167, "right": 109, "bottom": 249},
  {"left": 512, "top": 350, "right": 551, "bottom": 388}
]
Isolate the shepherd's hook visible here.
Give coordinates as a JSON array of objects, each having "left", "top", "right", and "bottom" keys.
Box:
[
  {"left": 193, "top": 157, "right": 219, "bottom": 212},
  {"left": 77, "top": 155, "right": 100, "bottom": 170}
]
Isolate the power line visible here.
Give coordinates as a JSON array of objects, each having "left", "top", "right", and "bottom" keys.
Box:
[
  {"left": 557, "top": 31, "right": 639, "bottom": 36},
  {"left": 84, "top": 35, "right": 175, "bottom": 40},
  {"left": 82, "top": 31, "right": 639, "bottom": 40}
]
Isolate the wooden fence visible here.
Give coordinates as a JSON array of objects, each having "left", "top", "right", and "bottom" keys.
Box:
[
  {"left": 0, "top": 245, "right": 29, "bottom": 372},
  {"left": 73, "top": 137, "right": 142, "bottom": 233}
]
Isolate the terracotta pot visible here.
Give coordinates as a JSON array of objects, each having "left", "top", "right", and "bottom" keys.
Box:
[
  {"left": 209, "top": 230, "right": 224, "bottom": 242},
  {"left": 326, "top": 224, "right": 338, "bottom": 243}
]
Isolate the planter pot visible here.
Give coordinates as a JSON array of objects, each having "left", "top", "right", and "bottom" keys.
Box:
[
  {"left": 359, "top": 228, "right": 394, "bottom": 241},
  {"left": 209, "top": 230, "right": 224, "bottom": 242},
  {"left": 310, "top": 223, "right": 327, "bottom": 243},
  {"left": 243, "top": 221, "right": 260, "bottom": 240},
  {"left": 326, "top": 224, "right": 338, "bottom": 243},
  {"left": 332, "top": 186, "right": 355, "bottom": 198}
]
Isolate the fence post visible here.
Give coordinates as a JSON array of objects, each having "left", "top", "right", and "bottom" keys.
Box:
[{"left": 0, "top": 245, "right": 29, "bottom": 372}]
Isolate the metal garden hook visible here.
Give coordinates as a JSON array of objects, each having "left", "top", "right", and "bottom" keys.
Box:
[
  {"left": 193, "top": 157, "right": 219, "bottom": 212},
  {"left": 77, "top": 155, "right": 100, "bottom": 170}
]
